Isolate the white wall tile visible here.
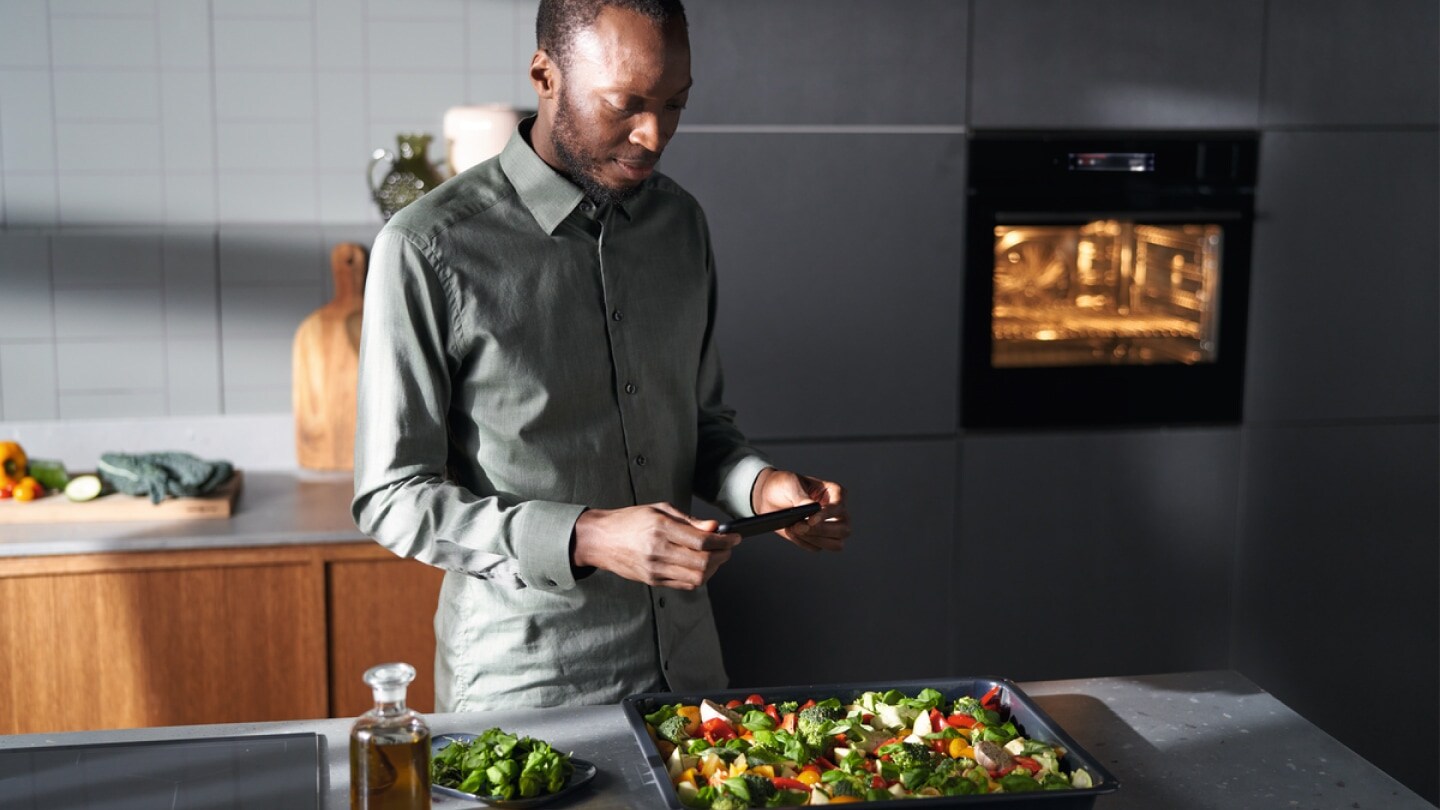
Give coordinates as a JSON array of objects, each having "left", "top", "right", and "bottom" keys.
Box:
[
  {"left": 221, "top": 386, "right": 289, "bottom": 414},
  {"left": 468, "top": 1, "right": 519, "bottom": 73},
  {"left": 50, "top": 17, "right": 158, "bottom": 69},
  {"left": 58, "top": 391, "right": 168, "bottom": 419},
  {"left": 0, "top": 233, "right": 54, "bottom": 340},
  {"left": 164, "top": 173, "right": 218, "bottom": 224},
  {"left": 316, "top": 0, "right": 364, "bottom": 70},
  {"left": 57, "top": 174, "right": 165, "bottom": 225},
  {"left": 0, "top": 342, "right": 59, "bottom": 419},
  {"left": 49, "top": 0, "right": 155, "bottom": 15},
  {"left": 366, "top": 20, "right": 466, "bottom": 70},
  {"left": 220, "top": 285, "right": 322, "bottom": 341},
  {"left": 52, "top": 232, "right": 162, "bottom": 286},
  {"left": 56, "top": 122, "right": 164, "bottom": 173},
  {"left": 215, "top": 71, "right": 317, "bottom": 121},
  {"left": 220, "top": 335, "right": 293, "bottom": 387},
  {"left": 2, "top": 175, "right": 59, "bottom": 225},
  {"left": 163, "top": 279, "right": 219, "bottom": 337},
  {"left": 0, "top": 70, "right": 58, "bottom": 171},
  {"left": 217, "top": 173, "right": 319, "bottom": 222},
  {"left": 160, "top": 72, "right": 216, "bottom": 172},
  {"left": 56, "top": 338, "right": 166, "bottom": 390},
  {"left": 316, "top": 72, "right": 367, "bottom": 171},
  {"left": 367, "top": 71, "right": 465, "bottom": 122},
  {"left": 166, "top": 336, "right": 222, "bottom": 415},
  {"left": 467, "top": 72, "right": 521, "bottom": 107},
  {"left": 319, "top": 172, "right": 376, "bottom": 223},
  {"left": 54, "top": 70, "right": 162, "bottom": 121},
  {"left": 218, "top": 226, "right": 326, "bottom": 285},
  {"left": 0, "top": 1, "right": 51, "bottom": 68},
  {"left": 368, "top": 0, "right": 463, "bottom": 20},
  {"left": 213, "top": 0, "right": 312, "bottom": 17},
  {"left": 217, "top": 122, "right": 318, "bottom": 170},
  {"left": 157, "top": 0, "right": 212, "bottom": 69},
  {"left": 213, "top": 19, "right": 316, "bottom": 69},
  {"left": 54, "top": 286, "right": 166, "bottom": 338}
]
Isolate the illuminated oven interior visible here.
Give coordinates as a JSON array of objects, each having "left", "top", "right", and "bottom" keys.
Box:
[{"left": 992, "top": 220, "right": 1224, "bottom": 368}]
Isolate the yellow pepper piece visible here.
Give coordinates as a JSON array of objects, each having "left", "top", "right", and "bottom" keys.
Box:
[
  {"left": 796, "top": 768, "right": 821, "bottom": 786},
  {"left": 828, "top": 797, "right": 863, "bottom": 804},
  {"left": 677, "top": 705, "right": 702, "bottom": 736},
  {"left": 749, "top": 764, "right": 775, "bottom": 779},
  {"left": 948, "top": 738, "right": 973, "bottom": 759},
  {"left": 678, "top": 768, "right": 697, "bottom": 787}
]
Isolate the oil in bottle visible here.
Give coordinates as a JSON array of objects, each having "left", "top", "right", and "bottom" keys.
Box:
[{"left": 350, "top": 662, "right": 431, "bottom": 810}]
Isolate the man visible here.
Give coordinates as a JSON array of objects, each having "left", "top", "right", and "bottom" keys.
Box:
[{"left": 352, "top": 0, "right": 850, "bottom": 712}]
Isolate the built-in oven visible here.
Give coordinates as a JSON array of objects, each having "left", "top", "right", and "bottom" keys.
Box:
[{"left": 962, "top": 131, "right": 1259, "bottom": 428}]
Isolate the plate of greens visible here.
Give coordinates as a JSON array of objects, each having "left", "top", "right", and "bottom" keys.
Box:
[{"left": 430, "top": 728, "right": 596, "bottom": 808}]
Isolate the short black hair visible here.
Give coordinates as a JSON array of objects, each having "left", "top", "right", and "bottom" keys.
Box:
[{"left": 536, "top": 0, "right": 688, "bottom": 72}]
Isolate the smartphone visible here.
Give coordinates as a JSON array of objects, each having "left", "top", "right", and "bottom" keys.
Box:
[{"left": 715, "top": 502, "right": 821, "bottom": 537}]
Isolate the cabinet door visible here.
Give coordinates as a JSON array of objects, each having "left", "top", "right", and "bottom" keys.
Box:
[
  {"left": 327, "top": 556, "right": 444, "bottom": 717},
  {"left": 0, "top": 557, "right": 328, "bottom": 735}
]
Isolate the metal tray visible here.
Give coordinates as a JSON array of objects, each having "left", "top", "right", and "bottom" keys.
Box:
[{"left": 620, "top": 677, "right": 1118, "bottom": 809}]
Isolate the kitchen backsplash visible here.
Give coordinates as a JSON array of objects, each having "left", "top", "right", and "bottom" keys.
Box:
[{"left": 0, "top": 0, "right": 540, "bottom": 227}]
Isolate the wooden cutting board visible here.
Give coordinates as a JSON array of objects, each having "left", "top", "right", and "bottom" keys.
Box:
[
  {"left": 293, "top": 243, "right": 367, "bottom": 471},
  {"left": 0, "top": 471, "right": 243, "bottom": 524}
]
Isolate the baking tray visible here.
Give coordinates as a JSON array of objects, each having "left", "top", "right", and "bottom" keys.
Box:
[{"left": 621, "top": 677, "right": 1118, "bottom": 809}]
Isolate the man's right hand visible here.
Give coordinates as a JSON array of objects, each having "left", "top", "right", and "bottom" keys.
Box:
[{"left": 572, "top": 503, "right": 740, "bottom": 590}]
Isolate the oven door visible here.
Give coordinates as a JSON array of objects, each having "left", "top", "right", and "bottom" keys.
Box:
[{"left": 961, "top": 133, "right": 1257, "bottom": 429}]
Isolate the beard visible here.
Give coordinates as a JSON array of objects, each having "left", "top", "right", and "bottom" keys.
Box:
[{"left": 551, "top": 88, "right": 650, "bottom": 208}]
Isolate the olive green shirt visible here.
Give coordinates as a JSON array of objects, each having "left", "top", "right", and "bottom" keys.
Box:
[{"left": 352, "top": 121, "right": 770, "bottom": 711}]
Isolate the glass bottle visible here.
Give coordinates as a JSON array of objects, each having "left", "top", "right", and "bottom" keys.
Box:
[{"left": 350, "top": 662, "right": 431, "bottom": 810}]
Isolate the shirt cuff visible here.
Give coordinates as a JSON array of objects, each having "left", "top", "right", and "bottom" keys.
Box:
[
  {"left": 514, "top": 500, "right": 588, "bottom": 592},
  {"left": 717, "top": 455, "right": 774, "bottom": 519}
]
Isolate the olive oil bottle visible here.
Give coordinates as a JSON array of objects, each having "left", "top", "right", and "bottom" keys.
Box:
[{"left": 350, "top": 662, "right": 431, "bottom": 810}]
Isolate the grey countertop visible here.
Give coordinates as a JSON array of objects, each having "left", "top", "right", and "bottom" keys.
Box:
[
  {"left": 0, "top": 471, "right": 365, "bottom": 558},
  {"left": 0, "top": 671, "right": 1430, "bottom": 810}
]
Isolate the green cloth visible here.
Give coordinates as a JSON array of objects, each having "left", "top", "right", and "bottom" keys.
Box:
[
  {"left": 97, "top": 452, "right": 233, "bottom": 504},
  {"left": 352, "top": 118, "right": 770, "bottom": 713}
]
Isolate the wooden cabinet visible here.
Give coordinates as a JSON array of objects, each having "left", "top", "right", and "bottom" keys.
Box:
[{"left": 0, "top": 543, "right": 443, "bottom": 736}]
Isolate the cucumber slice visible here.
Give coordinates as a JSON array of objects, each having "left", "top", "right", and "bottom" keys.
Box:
[{"left": 65, "top": 474, "right": 104, "bottom": 502}]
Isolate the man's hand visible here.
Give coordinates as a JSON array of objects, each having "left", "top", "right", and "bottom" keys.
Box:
[
  {"left": 572, "top": 502, "right": 740, "bottom": 590},
  {"left": 750, "top": 467, "right": 850, "bottom": 552}
]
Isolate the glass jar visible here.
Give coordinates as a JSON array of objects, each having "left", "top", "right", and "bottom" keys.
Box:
[{"left": 349, "top": 662, "right": 431, "bottom": 809}]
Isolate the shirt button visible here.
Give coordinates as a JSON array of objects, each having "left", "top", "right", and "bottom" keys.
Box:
[
  {"left": 635, "top": 454, "right": 647, "bottom": 466},
  {"left": 624, "top": 382, "right": 637, "bottom": 394},
  {"left": 663, "top": 660, "right": 670, "bottom": 671},
  {"left": 658, "top": 596, "right": 667, "bottom": 608},
  {"left": 612, "top": 309, "right": 624, "bottom": 321}
]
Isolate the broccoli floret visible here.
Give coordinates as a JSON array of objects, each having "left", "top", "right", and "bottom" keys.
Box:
[
  {"left": 889, "top": 741, "right": 941, "bottom": 771},
  {"left": 708, "top": 794, "right": 747, "bottom": 810},
  {"left": 657, "top": 713, "right": 691, "bottom": 745},
  {"left": 796, "top": 705, "right": 844, "bottom": 751},
  {"left": 827, "top": 776, "right": 865, "bottom": 798},
  {"left": 741, "top": 773, "right": 776, "bottom": 804},
  {"left": 775, "top": 700, "right": 800, "bottom": 715}
]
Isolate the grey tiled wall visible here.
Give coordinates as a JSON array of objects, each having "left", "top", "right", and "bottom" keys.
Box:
[{"left": 0, "top": 0, "right": 538, "bottom": 228}]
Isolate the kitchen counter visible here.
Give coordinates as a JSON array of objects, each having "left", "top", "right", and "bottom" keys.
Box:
[
  {"left": 0, "top": 471, "right": 364, "bottom": 557},
  {"left": 0, "top": 670, "right": 1429, "bottom": 809}
]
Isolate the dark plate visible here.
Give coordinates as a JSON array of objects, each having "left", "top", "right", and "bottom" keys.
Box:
[
  {"left": 621, "top": 677, "right": 1120, "bottom": 809},
  {"left": 430, "top": 733, "right": 597, "bottom": 808}
]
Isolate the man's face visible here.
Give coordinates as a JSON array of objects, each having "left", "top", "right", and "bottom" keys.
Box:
[{"left": 547, "top": 7, "right": 691, "bottom": 206}]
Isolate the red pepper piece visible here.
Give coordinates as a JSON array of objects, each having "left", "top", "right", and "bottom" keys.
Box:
[
  {"left": 764, "top": 704, "right": 780, "bottom": 724},
  {"left": 945, "top": 714, "right": 976, "bottom": 729},
  {"left": 980, "top": 684, "right": 1002, "bottom": 711},
  {"left": 744, "top": 693, "right": 765, "bottom": 706},
  {"left": 772, "top": 776, "right": 809, "bottom": 791},
  {"left": 779, "top": 712, "right": 796, "bottom": 732},
  {"left": 1014, "top": 755, "right": 1042, "bottom": 774}
]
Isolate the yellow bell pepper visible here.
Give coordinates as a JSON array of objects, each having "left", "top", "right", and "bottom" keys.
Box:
[
  {"left": 948, "top": 738, "right": 973, "bottom": 759},
  {"left": 0, "top": 441, "right": 27, "bottom": 488}
]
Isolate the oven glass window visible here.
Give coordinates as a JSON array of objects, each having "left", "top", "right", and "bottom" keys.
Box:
[{"left": 992, "top": 220, "right": 1223, "bottom": 368}]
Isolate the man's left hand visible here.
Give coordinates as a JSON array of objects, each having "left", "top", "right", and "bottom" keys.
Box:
[{"left": 750, "top": 467, "right": 849, "bottom": 552}]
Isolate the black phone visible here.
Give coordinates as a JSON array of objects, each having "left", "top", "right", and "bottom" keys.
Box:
[{"left": 715, "top": 502, "right": 822, "bottom": 537}]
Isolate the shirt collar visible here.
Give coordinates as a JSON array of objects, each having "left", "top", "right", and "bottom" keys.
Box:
[{"left": 499, "top": 117, "right": 637, "bottom": 234}]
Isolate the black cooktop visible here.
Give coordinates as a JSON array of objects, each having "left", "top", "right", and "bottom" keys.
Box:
[{"left": 0, "top": 732, "right": 322, "bottom": 810}]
